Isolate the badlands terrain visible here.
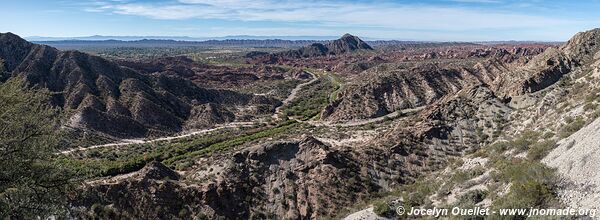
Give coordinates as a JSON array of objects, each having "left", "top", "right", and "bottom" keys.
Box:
[{"left": 2, "top": 27, "right": 600, "bottom": 219}]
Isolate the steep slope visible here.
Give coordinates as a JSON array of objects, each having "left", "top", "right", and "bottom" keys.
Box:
[
  {"left": 543, "top": 117, "right": 600, "bottom": 212},
  {"left": 321, "top": 61, "right": 497, "bottom": 121},
  {"left": 540, "top": 28, "right": 600, "bottom": 214},
  {"left": 0, "top": 33, "right": 280, "bottom": 139}
]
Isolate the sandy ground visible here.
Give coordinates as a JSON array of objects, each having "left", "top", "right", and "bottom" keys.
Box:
[{"left": 543, "top": 117, "right": 600, "bottom": 216}]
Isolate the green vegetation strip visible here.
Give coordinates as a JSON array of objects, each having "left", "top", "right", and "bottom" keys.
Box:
[
  {"left": 162, "top": 120, "right": 298, "bottom": 165},
  {"left": 61, "top": 120, "right": 298, "bottom": 178}
]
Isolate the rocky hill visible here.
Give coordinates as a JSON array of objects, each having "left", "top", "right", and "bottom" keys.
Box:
[
  {"left": 249, "top": 34, "right": 373, "bottom": 64},
  {"left": 0, "top": 33, "right": 280, "bottom": 139}
]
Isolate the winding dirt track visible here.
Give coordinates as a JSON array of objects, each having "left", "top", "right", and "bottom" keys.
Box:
[
  {"left": 308, "top": 106, "right": 426, "bottom": 127},
  {"left": 272, "top": 71, "right": 318, "bottom": 120},
  {"left": 60, "top": 122, "right": 255, "bottom": 154}
]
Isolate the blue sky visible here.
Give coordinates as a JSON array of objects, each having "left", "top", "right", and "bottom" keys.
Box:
[{"left": 1, "top": 0, "right": 600, "bottom": 41}]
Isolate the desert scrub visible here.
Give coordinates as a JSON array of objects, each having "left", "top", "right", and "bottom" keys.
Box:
[
  {"left": 456, "top": 189, "right": 488, "bottom": 207},
  {"left": 400, "top": 177, "right": 441, "bottom": 207},
  {"left": 239, "top": 79, "right": 301, "bottom": 100},
  {"left": 476, "top": 131, "right": 541, "bottom": 158},
  {"left": 372, "top": 200, "right": 393, "bottom": 217},
  {"left": 510, "top": 130, "right": 541, "bottom": 152},
  {"left": 490, "top": 159, "right": 560, "bottom": 218},
  {"left": 559, "top": 116, "right": 586, "bottom": 138},
  {"left": 527, "top": 140, "right": 558, "bottom": 161},
  {"left": 451, "top": 166, "right": 486, "bottom": 186},
  {"left": 283, "top": 77, "right": 336, "bottom": 120},
  {"left": 437, "top": 166, "right": 486, "bottom": 197}
]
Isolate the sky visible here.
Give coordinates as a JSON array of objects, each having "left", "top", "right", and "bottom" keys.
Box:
[{"left": 1, "top": 0, "right": 600, "bottom": 41}]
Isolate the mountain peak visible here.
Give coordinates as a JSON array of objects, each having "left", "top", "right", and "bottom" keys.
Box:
[
  {"left": 327, "top": 33, "right": 373, "bottom": 53},
  {"left": 0, "top": 32, "right": 34, "bottom": 72},
  {"left": 341, "top": 33, "right": 355, "bottom": 38},
  {"left": 561, "top": 28, "right": 600, "bottom": 64},
  {"left": 0, "top": 32, "right": 29, "bottom": 45}
]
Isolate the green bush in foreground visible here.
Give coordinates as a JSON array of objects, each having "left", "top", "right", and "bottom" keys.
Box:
[
  {"left": 0, "top": 78, "right": 76, "bottom": 218},
  {"left": 372, "top": 201, "right": 392, "bottom": 217},
  {"left": 491, "top": 159, "right": 560, "bottom": 219}
]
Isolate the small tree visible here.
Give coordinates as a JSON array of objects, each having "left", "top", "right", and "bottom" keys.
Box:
[{"left": 0, "top": 78, "right": 75, "bottom": 218}]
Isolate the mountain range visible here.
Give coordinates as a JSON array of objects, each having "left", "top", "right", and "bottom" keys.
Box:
[
  {"left": 25, "top": 35, "right": 348, "bottom": 42},
  {"left": 0, "top": 32, "right": 280, "bottom": 139}
]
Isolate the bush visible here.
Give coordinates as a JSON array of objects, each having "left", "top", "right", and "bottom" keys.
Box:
[
  {"left": 492, "top": 181, "right": 558, "bottom": 219},
  {"left": 372, "top": 201, "right": 392, "bottom": 217},
  {"left": 559, "top": 116, "right": 586, "bottom": 138},
  {"left": 0, "top": 78, "right": 76, "bottom": 218},
  {"left": 491, "top": 160, "right": 559, "bottom": 219},
  {"left": 457, "top": 190, "right": 488, "bottom": 206},
  {"left": 511, "top": 131, "right": 541, "bottom": 152},
  {"left": 527, "top": 140, "right": 557, "bottom": 161},
  {"left": 401, "top": 177, "right": 441, "bottom": 206}
]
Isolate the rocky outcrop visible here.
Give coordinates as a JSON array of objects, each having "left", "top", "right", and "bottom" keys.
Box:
[
  {"left": 72, "top": 162, "right": 197, "bottom": 219},
  {"left": 201, "top": 137, "right": 371, "bottom": 219},
  {"left": 562, "top": 28, "right": 600, "bottom": 65},
  {"left": 73, "top": 138, "right": 364, "bottom": 219},
  {"left": 499, "top": 28, "right": 600, "bottom": 96}
]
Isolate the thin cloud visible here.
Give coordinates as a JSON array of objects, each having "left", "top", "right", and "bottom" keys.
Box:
[
  {"left": 90, "top": 0, "right": 578, "bottom": 31},
  {"left": 77, "top": 0, "right": 592, "bottom": 41}
]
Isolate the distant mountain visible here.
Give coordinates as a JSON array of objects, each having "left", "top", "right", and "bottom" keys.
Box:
[
  {"left": 34, "top": 39, "right": 327, "bottom": 50},
  {"left": 0, "top": 32, "right": 280, "bottom": 139},
  {"left": 25, "top": 35, "right": 344, "bottom": 42},
  {"left": 26, "top": 35, "right": 205, "bottom": 42},
  {"left": 248, "top": 34, "right": 374, "bottom": 63}
]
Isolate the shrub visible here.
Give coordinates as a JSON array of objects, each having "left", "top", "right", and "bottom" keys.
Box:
[
  {"left": 372, "top": 201, "right": 392, "bottom": 217},
  {"left": 527, "top": 140, "right": 558, "bottom": 161},
  {"left": 283, "top": 77, "right": 336, "bottom": 120},
  {"left": 456, "top": 189, "right": 488, "bottom": 207},
  {"left": 491, "top": 160, "right": 559, "bottom": 219},
  {"left": 559, "top": 116, "right": 586, "bottom": 138},
  {"left": 511, "top": 130, "right": 541, "bottom": 152}
]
